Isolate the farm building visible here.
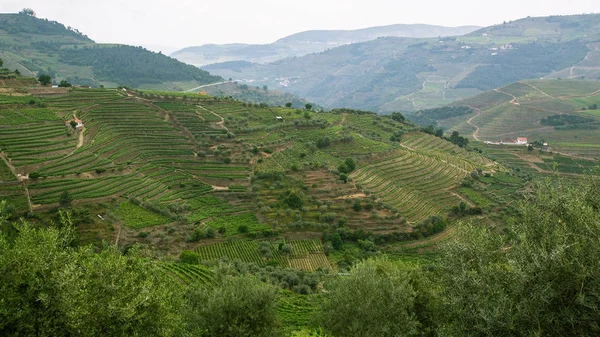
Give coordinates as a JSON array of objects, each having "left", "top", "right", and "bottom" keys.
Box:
[
  {"left": 485, "top": 137, "right": 529, "bottom": 146},
  {"left": 65, "top": 118, "right": 84, "bottom": 129},
  {"left": 516, "top": 137, "right": 528, "bottom": 145}
]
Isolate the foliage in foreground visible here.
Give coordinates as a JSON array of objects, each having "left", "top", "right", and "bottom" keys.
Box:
[
  {"left": 185, "top": 275, "right": 279, "bottom": 337},
  {"left": 317, "top": 257, "right": 435, "bottom": 337},
  {"left": 438, "top": 178, "right": 600, "bottom": 336},
  {"left": 0, "top": 219, "right": 183, "bottom": 336},
  {"left": 1, "top": 177, "right": 600, "bottom": 336}
]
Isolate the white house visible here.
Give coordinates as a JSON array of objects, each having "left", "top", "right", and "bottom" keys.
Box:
[{"left": 516, "top": 137, "right": 528, "bottom": 145}]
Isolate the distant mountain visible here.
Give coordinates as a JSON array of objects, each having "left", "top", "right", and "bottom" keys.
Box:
[
  {"left": 170, "top": 24, "right": 481, "bottom": 66},
  {"left": 201, "top": 14, "right": 600, "bottom": 113},
  {"left": 0, "top": 12, "right": 221, "bottom": 89}
]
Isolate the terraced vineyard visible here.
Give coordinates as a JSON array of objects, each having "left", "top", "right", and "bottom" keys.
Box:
[
  {"left": 160, "top": 263, "right": 214, "bottom": 285},
  {"left": 440, "top": 79, "right": 600, "bottom": 158},
  {"left": 195, "top": 238, "right": 331, "bottom": 271},
  {"left": 351, "top": 132, "right": 493, "bottom": 222},
  {"left": 0, "top": 85, "right": 515, "bottom": 257}
]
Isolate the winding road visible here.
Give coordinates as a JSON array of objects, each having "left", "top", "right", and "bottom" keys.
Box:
[
  {"left": 185, "top": 81, "right": 231, "bottom": 93},
  {"left": 466, "top": 107, "right": 482, "bottom": 141}
]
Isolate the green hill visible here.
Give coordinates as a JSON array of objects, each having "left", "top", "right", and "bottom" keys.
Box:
[
  {"left": 0, "top": 12, "right": 221, "bottom": 89},
  {"left": 202, "top": 14, "right": 600, "bottom": 113}
]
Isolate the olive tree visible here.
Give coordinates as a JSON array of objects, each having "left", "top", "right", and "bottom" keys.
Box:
[
  {"left": 437, "top": 179, "right": 600, "bottom": 336},
  {"left": 185, "top": 274, "right": 279, "bottom": 337},
  {"left": 317, "top": 257, "right": 426, "bottom": 337},
  {"left": 0, "top": 222, "right": 185, "bottom": 337}
]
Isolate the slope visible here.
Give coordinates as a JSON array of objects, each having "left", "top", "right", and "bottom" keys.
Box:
[
  {"left": 0, "top": 12, "right": 221, "bottom": 89},
  {"left": 0, "top": 82, "right": 507, "bottom": 257},
  {"left": 429, "top": 79, "right": 600, "bottom": 158}
]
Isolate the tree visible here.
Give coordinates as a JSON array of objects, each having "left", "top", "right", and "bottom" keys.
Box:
[
  {"left": 58, "top": 80, "right": 72, "bottom": 87},
  {"left": 185, "top": 275, "right": 279, "bottom": 337},
  {"left": 437, "top": 179, "right": 600, "bottom": 336},
  {"left": 263, "top": 85, "right": 268, "bottom": 91},
  {"left": 285, "top": 102, "right": 292, "bottom": 108},
  {"left": 316, "top": 137, "right": 330, "bottom": 149},
  {"left": 391, "top": 112, "right": 405, "bottom": 122},
  {"left": 0, "top": 58, "right": 3, "bottom": 68},
  {"left": 38, "top": 74, "right": 52, "bottom": 85},
  {"left": 317, "top": 258, "right": 423, "bottom": 337},
  {"left": 344, "top": 158, "right": 356, "bottom": 172},
  {"left": 59, "top": 190, "right": 73, "bottom": 207},
  {"left": 305, "top": 103, "right": 313, "bottom": 110},
  {"left": 283, "top": 190, "right": 303, "bottom": 209},
  {"left": 0, "top": 224, "right": 185, "bottom": 337},
  {"left": 179, "top": 250, "right": 200, "bottom": 264},
  {"left": 19, "top": 8, "right": 36, "bottom": 16}
]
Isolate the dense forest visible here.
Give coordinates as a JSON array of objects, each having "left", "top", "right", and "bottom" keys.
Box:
[
  {"left": 59, "top": 46, "right": 222, "bottom": 87},
  {"left": 2, "top": 179, "right": 599, "bottom": 336}
]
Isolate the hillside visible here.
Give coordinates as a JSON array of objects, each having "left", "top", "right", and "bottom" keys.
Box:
[
  {"left": 0, "top": 83, "right": 532, "bottom": 257},
  {"left": 0, "top": 12, "right": 221, "bottom": 89},
  {"left": 171, "top": 24, "right": 480, "bottom": 66},
  {"left": 202, "top": 14, "right": 600, "bottom": 113},
  {"left": 419, "top": 79, "right": 600, "bottom": 159}
]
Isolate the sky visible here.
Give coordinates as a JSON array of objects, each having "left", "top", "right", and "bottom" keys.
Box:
[{"left": 2, "top": 0, "right": 599, "bottom": 54}]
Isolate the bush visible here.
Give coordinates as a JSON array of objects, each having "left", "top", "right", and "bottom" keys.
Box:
[{"left": 179, "top": 250, "right": 200, "bottom": 264}]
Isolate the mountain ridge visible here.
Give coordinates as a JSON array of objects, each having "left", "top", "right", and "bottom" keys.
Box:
[
  {"left": 170, "top": 23, "right": 481, "bottom": 66},
  {"left": 201, "top": 13, "right": 600, "bottom": 113}
]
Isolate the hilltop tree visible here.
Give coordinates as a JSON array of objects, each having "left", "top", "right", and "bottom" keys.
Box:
[
  {"left": 19, "top": 8, "right": 36, "bottom": 17},
  {"left": 285, "top": 102, "right": 292, "bottom": 108},
  {"left": 0, "top": 58, "right": 3, "bottom": 68},
  {"left": 38, "top": 74, "right": 52, "bottom": 85},
  {"left": 305, "top": 103, "right": 313, "bottom": 110}
]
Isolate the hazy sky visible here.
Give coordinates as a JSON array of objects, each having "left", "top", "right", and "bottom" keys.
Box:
[{"left": 3, "top": 0, "right": 598, "bottom": 53}]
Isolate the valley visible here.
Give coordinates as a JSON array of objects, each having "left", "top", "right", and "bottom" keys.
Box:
[{"left": 2, "top": 7, "right": 600, "bottom": 337}]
